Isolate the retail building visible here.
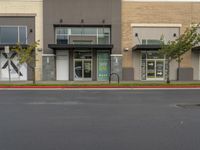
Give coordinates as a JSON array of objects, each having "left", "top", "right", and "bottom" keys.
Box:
[
  {"left": 122, "top": 0, "right": 200, "bottom": 81},
  {"left": 42, "top": 0, "right": 122, "bottom": 81},
  {"left": 0, "top": 0, "right": 43, "bottom": 81},
  {"left": 1, "top": 0, "right": 200, "bottom": 82}
]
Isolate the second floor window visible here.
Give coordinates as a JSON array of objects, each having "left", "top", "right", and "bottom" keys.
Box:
[
  {"left": 0, "top": 26, "right": 27, "bottom": 44},
  {"left": 142, "top": 39, "right": 162, "bottom": 45},
  {"left": 55, "top": 27, "right": 111, "bottom": 45}
]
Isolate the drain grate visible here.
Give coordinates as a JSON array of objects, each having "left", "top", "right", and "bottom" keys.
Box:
[{"left": 176, "top": 104, "right": 200, "bottom": 109}]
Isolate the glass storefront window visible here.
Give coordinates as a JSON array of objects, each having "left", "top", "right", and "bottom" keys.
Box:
[
  {"left": 0, "top": 27, "right": 18, "bottom": 44},
  {"left": 98, "top": 28, "right": 110, "bottom": 35},
  {"left": 55, "top": 27, "right": 111, "bottom": 45},
  {"left": 73, "top": 40, "right": 94, "bottom": 45},
  {"left": 71, "top": 28, "right": 82, "bottom": 35},
  {"left": 141, "top": 59, "right": 146, "bottom": 80},
  {"left": 56, "top": 35, "right": 68, "bottom": 44},
  {"left": 56, "top": 28, "right": 68, "bottom": 34},
  {"left": 141, "top": 51, "right": 166, "bottom": 80},
  {"left": 19, "top": 27, "right": 27, "bottom": 44},
  {"left": 142, "top": 39, "right": 162, "bottom": 45},
  {"left": 0, "top": 26, "right": 27, "bottom": 44},
  {"left": 147, "top": 51, "right": 164, "bottom": 59},
  {"left": 98, "top": 36, "right": 109, "bottom": 44},
  {"left": 97, "top": 51, "right": 110, "bottom": 81},
  {"left": 71, "top": 28, "right": 97, "bottom": 35},
  {"left": 74, "top": 50, "right": 93, "bottom": 80},
  {"left": 74, "top": 50, "right": 92, "bottom": 59}
]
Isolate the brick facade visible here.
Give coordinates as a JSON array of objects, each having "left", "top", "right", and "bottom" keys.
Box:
[{"left": 122, "top": 1, "right": 200, "bottom": 80}]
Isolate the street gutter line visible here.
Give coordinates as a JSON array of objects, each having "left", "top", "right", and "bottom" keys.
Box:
[{"left": 1, "top": 88, "right": 200, "bottom": 90}]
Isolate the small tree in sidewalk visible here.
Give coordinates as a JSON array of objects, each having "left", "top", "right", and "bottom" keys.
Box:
[
  {"left": 159, "top": 24, "right": 200, "bottom": 83},
  {"left": 12, "top": 41, "right": 39, "bottom": 84}
]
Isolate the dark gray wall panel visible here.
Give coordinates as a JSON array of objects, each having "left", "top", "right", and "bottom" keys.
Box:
[
  {"left": 92, "top": 51, "right": 97, "bottom": 81},
  {"left": 111, "top": 56, "right": 122, "bottom": 80},
  {"left": 122, "top": 68, "right": 134, "bottom": 81},
  {"left": 177, "top": 67, "right": 194, "bottom": 81},
  {"left": 42, "top": 56, "right": 56, "bottom": 80},
  {"left": 69, "top": 51, "right": 74, "bottom": 81},
  {"left": 43, "top": 0, "right": 121, "bottom": 54}
]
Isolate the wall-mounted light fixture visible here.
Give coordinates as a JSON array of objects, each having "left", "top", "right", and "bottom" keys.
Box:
[
  {"left": 59, "top": 19, "right": 63, "bottom": 24},
  {"left": 123, "top": 48, "right": 129, "bottom": 52},
  {"left": 135, "top": 33, "right": 138, "bottom": 37},
  {"left": 81, "top": 19, "right": 84, "bottom": 24},
  {"left": 37, "top": 48, "right": 42, "bottom": 52},
  {"left": 102, "top": 19, "right": 105, "bottom": 35},
  {"left": 29, "top": 29, "right": 33, "bottom": 33},
  {"left": 81, "top": 19, "right": 85, "bottom": 36},
  {"left": 173, "top": 33, "right": 177, "bottom": 37}
]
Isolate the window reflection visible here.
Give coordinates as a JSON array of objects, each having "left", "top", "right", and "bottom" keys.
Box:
[
  {"left": 55, "top": 27, "right": 111, "bottom": 45},
  {"left": 0, "top": 26, "right": 27, "bottom": 44}
]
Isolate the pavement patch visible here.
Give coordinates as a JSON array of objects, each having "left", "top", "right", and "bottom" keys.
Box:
[
  {"left": 26, "top": 101, "right": 81, "bottom": 105},
  {"left": 176, "top": 104, "right": 200, "bottom": 109}
]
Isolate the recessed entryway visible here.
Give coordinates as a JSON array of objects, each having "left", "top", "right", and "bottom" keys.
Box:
[
  {"left": 74, "top": 50, "right": 92, "bottom": 81},
  {"left": 141, "top": 51, "right": 166, "bottom": 81}
]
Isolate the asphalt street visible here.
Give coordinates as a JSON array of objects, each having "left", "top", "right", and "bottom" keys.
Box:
[{"left": 0, "top": 89, "right": 200, "bottom": 150}]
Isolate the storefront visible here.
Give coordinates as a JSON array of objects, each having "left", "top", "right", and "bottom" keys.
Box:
[
  {"left": 129, "top": 25, "right": 180, "bottom": 81},
  {"left": 141, "top": 51, "right": 166, "bottom": 81},
  {"left": 43, "top": 0, "right": 121, "bottom": 81},
  {"left": 49, "top": 45, "right": 112, "bottom": 81},
  {"left": 0, "top": 23, "right": 35, "bottom": 81},
  {"left": 132, "top": 44, "right": 167, "bottom": 81},
  {"left": 122, "top": 1, "right": 200, "bottom": 81},
  {"left": 47, "top": 26, "right": 113, "bottom": 81}
]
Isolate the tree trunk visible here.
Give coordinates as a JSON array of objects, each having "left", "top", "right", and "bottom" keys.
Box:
[
  {"left": 167, "top": 60, "right": 170, "bottom": 84},
  {"left": 32, "top": 52, "right": 36, "bottom": 84},
  {"left": 32, "top": 67, "right": 36, "bottom": 84},
  {"left": 177, "top": 57, "right": 181, "bottom": 81}
]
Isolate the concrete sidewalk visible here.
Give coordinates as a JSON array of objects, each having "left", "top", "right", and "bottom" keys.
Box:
[{"left": 1, "top": 80, "right": 200, "bottom": 85}]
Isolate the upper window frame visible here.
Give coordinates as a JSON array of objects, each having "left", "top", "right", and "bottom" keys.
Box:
[
  {"left": 0, "top": 25, "right": 28, "bottom": 44},
  {"left": 55, "top": 26, "right": 111, "bottom": 45}
]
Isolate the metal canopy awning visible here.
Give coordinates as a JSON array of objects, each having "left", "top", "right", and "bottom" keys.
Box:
[
  {"left": 132, "top": 44, "right": 162, "bottom": 51},
  {"left": 48, "top": 44, "right": 113, "bottom": 50},
  {"left": 0, "top": 44, "right": 29, "bottom": 51},
  {"left": 192, "top": 46, "right": 200, "bottom": 52}
]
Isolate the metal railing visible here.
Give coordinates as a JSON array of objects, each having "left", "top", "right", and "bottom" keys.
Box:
[{"left": 109, "top": 73, "right": 120, "bottom": 85}]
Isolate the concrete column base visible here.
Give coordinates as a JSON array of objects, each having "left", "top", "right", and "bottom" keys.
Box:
[
  {"left": 42, "top": 55, "right": 56, "bottom": 81},
  {"left": 111, "top": 54, "right": 122, "bottom": 81},
  {"left": 177, "top": 67, "right": 193, "bottom": 81},
  {"left": 122, "top": 68, "right": 134, "bottom": 81}
]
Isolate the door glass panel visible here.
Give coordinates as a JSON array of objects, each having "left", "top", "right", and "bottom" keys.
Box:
[
  {"left": 147, "top": 52, "right": 164, "bottom": 59},
  {"left": 147, "top": 60, "right": 155, "bottom": 79},
  {"left": 156, "top": 61, "right": 164, "bottom": 78},
  {"left": 97, "top": 52, "right": 110, "bottom": 81},
  {"left": 75, "top": 61, "right": 82, "bottom": 79},
  {"left": 74, "top": 51, "right": 92, "bottom": 59},
  {"left": 84, "top": 61, "right": 92, "bottom": 78}
]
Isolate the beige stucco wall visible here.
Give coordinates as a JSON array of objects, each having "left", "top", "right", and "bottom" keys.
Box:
[
  {"left": 0, "top": 0, "right": 43, "bottom": 81},
  {"left": 122, "top": 1, "right": 200, "bottom": 80}
]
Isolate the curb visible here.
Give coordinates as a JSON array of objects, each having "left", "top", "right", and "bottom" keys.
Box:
[{"left": 1, "top": 86, "right": 200, "bottom": 89}]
